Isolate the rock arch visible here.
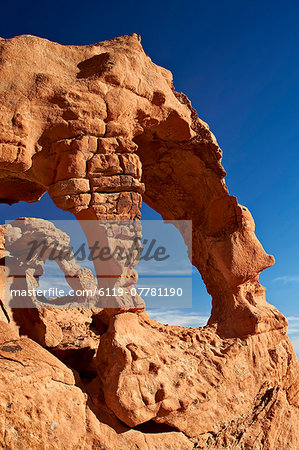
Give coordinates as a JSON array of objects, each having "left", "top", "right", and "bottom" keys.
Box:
[
  {"left": 0, "top": 32, "right": 283, "bottom": 336},
  {"left": 0, "top": 33, "right": 298, "bottom": 447}
]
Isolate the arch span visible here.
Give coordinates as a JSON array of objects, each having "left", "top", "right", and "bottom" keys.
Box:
[{"left": 0, "top": 32, "right": 284, "bottom": 336}]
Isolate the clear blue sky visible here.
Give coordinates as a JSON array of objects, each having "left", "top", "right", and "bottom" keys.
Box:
[{"left": 1, "top": 0, "right": 298, "bottom": 351}]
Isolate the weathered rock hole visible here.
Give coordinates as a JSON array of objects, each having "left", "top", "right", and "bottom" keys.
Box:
[
  {"left": 50, "top": 346, "right": 98, "bottom": 381},
  {"left": 90, "top": 312, "right": 109, "bottom": 335},
  {"left": 133, "top": 420, "right": 179, "bottom": 434},
  {"left": 77, "top": 53, "right": 112, "bottom": 79}
]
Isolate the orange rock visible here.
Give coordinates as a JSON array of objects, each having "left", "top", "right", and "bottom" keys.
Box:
[
  {"left": 96, "top": 311, "right": 299, "bottom": 448},
  {"left": 0, "top": 33, "right": 298, "bottom": 448},
  {"left": 0, "top": 334, "right": 88, "bottom": 449}
]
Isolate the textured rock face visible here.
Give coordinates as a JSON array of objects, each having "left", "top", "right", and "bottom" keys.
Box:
[
  {"left": 0, "top": 32, "right": 188, "bottom": 219},
  {"left": 0, "top": 323, "right": 193, "bottom": 450},
  {"left": 0, "top": 34, "right": 298, "bottom": 449},
  {"left": 96, "top": 311, "right": 299, "bottom": 448},
  {"left": 0, "top": 335, "right": 88, "bottom": 449}
]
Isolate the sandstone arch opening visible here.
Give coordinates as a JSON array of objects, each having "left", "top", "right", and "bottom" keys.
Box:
[
  {"left": 1, "top": 189, "right": 211, "bottom": 327},
  {"left": 139, "top": 203, "right": 210, "bottom": 326}
]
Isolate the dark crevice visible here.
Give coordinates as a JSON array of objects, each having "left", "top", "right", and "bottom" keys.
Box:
[
  {"left": 49, "top": 346, "right": 98, "bottom": 382},
  {"left": 90, "top": 311, "right": 110, "bottom": 335},
  {"left": 0, "top": 300, "right": 10, "bottom": 323},
  {"left": 132, "top": 420, "right": 179, "bottom": 434}
]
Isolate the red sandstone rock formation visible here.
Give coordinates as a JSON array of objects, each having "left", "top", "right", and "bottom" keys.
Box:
[
  {"left": 0, "top": 33, "right": 298, "bottom": 449},
  {"left": 96, "top": 311, "right": 299, "bottom": 447}
]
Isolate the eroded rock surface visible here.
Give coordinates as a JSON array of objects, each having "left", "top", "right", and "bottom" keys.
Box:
[
  {"left": 0, "top": 333, "right": 88, "bottom": 449},
  {"left": 96, "top": 311, "right": 299, "bottom": 448},
  {"left": 1, "top": 218, "right": 101, "bottom": 350},
  {"left": 0, "top": 322, "right": 194, "bottom": 450},
  {"left": 0, "top": 33, "right": 298, "bottom": 449}
]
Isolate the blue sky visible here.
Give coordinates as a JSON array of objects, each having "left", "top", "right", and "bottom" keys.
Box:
[{"left": 1, "top": 1, "right": 298, "bottom": 354}]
